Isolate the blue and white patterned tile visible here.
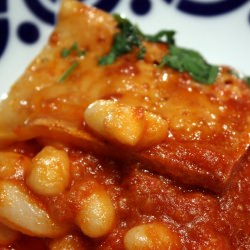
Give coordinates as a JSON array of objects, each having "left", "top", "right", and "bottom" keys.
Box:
[{"left": 1, "top": 0, "right": 250, "bottom": 98}]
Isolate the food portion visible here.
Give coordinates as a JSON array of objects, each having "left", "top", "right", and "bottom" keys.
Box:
[{"left": 0, "top": 0, "right": 250, "bottom": 249}]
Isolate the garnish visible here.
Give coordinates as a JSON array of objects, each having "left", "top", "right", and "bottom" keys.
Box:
[
  {"left": 59, "top": 61, "right": 79, "bottom": 83},
  {"left": 59, "top": 43, "right": 85, "bottom": 83},
  {"left": 61, "top": 42, "right": 85, "bottom": 58},
  {"left": 159, "top": 45, "right": 218, "bottom": 84},
  {"left": 99, "top": 14, "right": 175, "bottom": 65},
  {"left": 144, "top": 30, "right": 175, "bottom": 45},
  {"left": 98, "top": 14, "right": 218, "bottom": 84},
  {"left": 244, "top": 76, "right": 250, "bottom": 86},
  {"left": 98, "top": 14, "right": 145, "bottom": 65}
]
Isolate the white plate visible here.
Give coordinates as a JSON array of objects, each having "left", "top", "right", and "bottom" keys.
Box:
[{"left": 1, "top": 0, "right": 250, "bottom": 99}]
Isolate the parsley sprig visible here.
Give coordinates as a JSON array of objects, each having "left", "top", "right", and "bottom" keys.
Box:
[
  {"left": 99, "top": 14, "right": 146, "bottom": 65},
  {"left": 59, "top": 61, "right": 79, "bottom": 83},
  {"left": 59, "top": 42, "right": 85, "bottom": 83},
  {"left": 61, "top": 42, "right": 85, "bottom": 58},
  {"left": 144, "top": 30, "right": 175, "bottom": 45},
  {"left": 99, "top": 14, "right": 175, "bottom": 65},
  {"left": 99, "top": 14, "right": 219, "bottom": 84},
  {"left": 244, "top": 76, "right": 250, "bottom": 86},
  {"left": 159, "top": 46, "right": 218, "bottom": 84}
]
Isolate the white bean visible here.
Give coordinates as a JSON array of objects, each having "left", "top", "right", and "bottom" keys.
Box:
[
  {"left": 84, "top": 100, "right": 168, "bottom": 147},
  {"left": 0, "top": 152, "right": 31, "bottom": 180},
  {"left": 26, "top": 146, "right": 70, "bottom": 196},
  {"left": 75, "top": 187, "right": 115, "bottom": 238},
  {"left": 0, "top": 222, "right": 19, "bottom": 246},
  {"left": 124, "top": 223, "right": 180, "bottom": 250},
  {"left": 0, "top": 180, "right": 68, "bottom": 238},
  {"left": 84, "top": 100, "right": 144, "bottom": 146}
]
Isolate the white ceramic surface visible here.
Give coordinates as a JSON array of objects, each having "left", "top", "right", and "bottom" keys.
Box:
[{"left": 0, "top": 0, "right": 250, "bottom": 100}]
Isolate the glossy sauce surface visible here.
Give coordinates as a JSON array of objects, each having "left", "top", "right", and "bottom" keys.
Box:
[
  {"left": 1, "top": 0, "right": 249, "bottom": 192},
  {"left": 0, "top": 0, "right": 249, "bottom": 249},
  {"left": 0, "top": 142, "right": 249, "bottom": 249}
]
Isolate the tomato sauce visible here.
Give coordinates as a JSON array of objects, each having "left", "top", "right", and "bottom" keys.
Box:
[{"left": 1, "top": 142, "right": 249, "bottom": 249}]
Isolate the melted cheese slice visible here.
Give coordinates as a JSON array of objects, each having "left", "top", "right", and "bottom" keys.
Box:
[{"left": 0, "top": 0, "right": 250, "bottom": 192}]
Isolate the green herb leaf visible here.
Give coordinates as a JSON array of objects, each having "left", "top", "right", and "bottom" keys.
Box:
[
  {"left": 99, "top": 14, "right": 175, "bottom": 65},
  {"left": 98, "top": 15, "right": 218, "bottom": 84},
  {"left": 160, "top": 45, "right": 218, "bottom": 84},
  {"left": 61, "top": 42, "right": 85, "bottom": 58},
  {"left": 144, "top": 30, "right": 175, "bottom": 45},
  {"left": 59, "top": 61, "right": 79, "bottom": 83},
  {"left": 244, "top": 76, "right": 250, "bottom": 86},
  {"left": 99, "top": 14, "right": 144, "bottom": 65}
]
